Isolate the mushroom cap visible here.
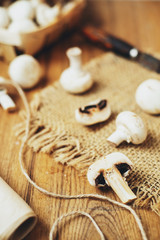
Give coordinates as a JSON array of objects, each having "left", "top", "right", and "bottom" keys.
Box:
[
  {"left": 116, "top": 111, "right": 147, "bottom": 144},
  {"left": 8, "top": 54, "right": 41, "bottom": 89},
  {"left": 135, "top": 79, "right": 160, "bottom": 114},
  {"left": 36, "top": 3, "right": 60, "bottom": 26},
  {"left": 75, "top": 99, "right": 111, "bottom": 125},
  {"left": 87, "top": 152, "right": 133, "bottom": 187},
  {"left": 62, "top": 2, "right": 75, "bottom": 15},
  {"left": 8, "top": 19, "right": 38, "bottom": 33},
  {"left": 60, "top": 69, "right": 93, "bottom": 94},
  {"left": 30, "top": 0, "right": 44, "bottom": 9},
  {"left": 8, "top": 1, "right": 35, "bottom": 21},
  {"left": 0, "top": 7, "right": 10, "bottom": 28}
]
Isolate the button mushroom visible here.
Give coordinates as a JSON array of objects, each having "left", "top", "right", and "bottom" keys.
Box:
[
  {"left": 107, "top": 111, "right": 147, "bottom": 146},
  {"left": 135, "top": 78, "right": 160, "bottom": 115},
  {"left": 0, "top": 7, "right": 10, "bottom": 29},
  {"left": 60, "top": 47, "right": 93, "bottom": 94},
  {"left": 35, "top": 3, "right": 60, "bottom": 27},
  {"left": 8, "top": 54, "right": 41, "bottom": 89},
  {"left": 8, "top": 0, "right": 35, "bottom": 21},
  {"left": 8, "top": 19, "right": 38, "bottom": 33},
  {"left": 30, "top": 0, "right": 44, "bottom": 9},
  {"left": 75, "top": 99, "right": 111, "bottom": 125},
  {"left": 87, "top": 152, "right": 137, "bottom": 203}
]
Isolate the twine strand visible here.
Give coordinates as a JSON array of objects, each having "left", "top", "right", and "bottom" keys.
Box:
[
  {"left": 49, "top": 211, "right": 105, "bottom": 240},
  {"left": 4, "top": 80, "right": 148, "bottom": 240}
]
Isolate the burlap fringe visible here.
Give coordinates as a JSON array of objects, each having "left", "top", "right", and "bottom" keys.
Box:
[
  {"left": 15, "top": 119, "right": 160, "bottom": 215},
  {"left": 132, "top": 187, "right": 160, "bottom": 215},
  {"left": 15, "top": 118, "right": 94, "bottom": 175}
]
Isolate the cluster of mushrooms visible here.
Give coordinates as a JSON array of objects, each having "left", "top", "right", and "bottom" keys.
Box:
[
  {"left": 0, "top": 46, "right": 160, "bottom": 204},
  {"left": 59, "top": 46, "right": 160, "bottom": 203},
  {"left": 0, "top": 0, "right": 74, "bottom": 33}
]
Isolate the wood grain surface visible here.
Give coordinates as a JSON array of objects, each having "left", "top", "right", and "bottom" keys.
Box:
[{"left": 0, "top": 1, "right": 160, "bottom": 239}]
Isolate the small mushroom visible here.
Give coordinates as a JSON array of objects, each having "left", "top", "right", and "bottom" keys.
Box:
[
  {"left": 30, "top": 0, "right": 44, "bottom": 9},
  {"left": 35, "top": 3, "right": 60, "bottom": 27},
  {"left": 8, "top": 54, "right": 41, "bottom": 89},
  {"left": 62, "top": 2, "right": 75, "bottom": 14},
  {"left": 135, "top": 78, "right": 160, "bottom": 115},
  {"left": 75, "top": 99, "right": 111, "bottom": 125},
  {"left": 8, "top": 0, "right": 35, "bottom": 21},
  {"left": 8, "top": 19, "right": 38, "bottom": 33},
  {"left": 87, "top": 152, "right": 137, "bottom": 203},
  {"left": 60, "top": 47, "right": 93, "bottom": 94},
  {"left": 107, "top": 111, "right": 147, "bottom": 146},
  {"left": 0, "top": 88, "right": 16, "bottom": 112},
  {"left": 0, "top": 7, "right": 10, "bottom": 29}
]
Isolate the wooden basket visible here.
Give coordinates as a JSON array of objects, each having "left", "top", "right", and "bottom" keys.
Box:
[{"left": 0, "top": 0, "right": 86, "bottom": 62}]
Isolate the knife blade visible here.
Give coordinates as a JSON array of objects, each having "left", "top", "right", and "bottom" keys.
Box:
[{"left": 82, "top": 26, "right": 160, "bottom": 73}]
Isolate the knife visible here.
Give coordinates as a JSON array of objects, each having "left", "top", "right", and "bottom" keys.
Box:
[{"left": 82, "top": 26, "right": 160, "bottom": 73}]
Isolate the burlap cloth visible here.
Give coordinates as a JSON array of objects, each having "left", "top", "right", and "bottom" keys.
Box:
[{"left": 18, "top": 53, "right": 160, "bottom": 214}]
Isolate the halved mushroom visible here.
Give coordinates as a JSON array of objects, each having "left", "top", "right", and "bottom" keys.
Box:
[
  {"left": 107, "top": 111, "right": 147, "bottom": 146},
  {"left": 75, "top": 99, "right": 111, "bottom": 125},
  {"left": 87, "top": 152, "right": 137, "bottom": 203}
]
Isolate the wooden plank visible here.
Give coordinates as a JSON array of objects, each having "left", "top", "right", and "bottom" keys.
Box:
[{"left": 0, "top": 1, "right": 160, "bottom": 240}]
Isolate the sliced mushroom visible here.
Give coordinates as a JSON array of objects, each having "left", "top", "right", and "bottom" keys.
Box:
[
  {"left": 75, "top": 99, "right": 111, "bottom": 125},
  {"left": 135, "top": 78, "right": 160, "bottom": 114},
  {"left": 107, "top": 111, "right": 147, "bottom": 146},
  {"left": 60, "top": 47, "right": 93, "bottom": 94},
  {"left": 87, "top": 152, "right": 137, "bottom": 203},
  {"left": 0, "top": 88, "right": 16, "bottom": 112}
]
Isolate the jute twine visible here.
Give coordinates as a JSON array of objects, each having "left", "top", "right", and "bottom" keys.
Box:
[
  {"left": 16, "top": 52, "right": 160, "bottom": 215},
  {"left": 0, "top": 76, "right": 148, "bottom": 239}
]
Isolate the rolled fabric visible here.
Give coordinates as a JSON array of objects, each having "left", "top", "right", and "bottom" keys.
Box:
[{"left": 0, "top": 177, "right": 37, "bottom": 240}]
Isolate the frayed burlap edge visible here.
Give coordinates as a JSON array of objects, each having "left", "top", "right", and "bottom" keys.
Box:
[{"left": 15, "top": 111, "right": 160, "bottom": 215}]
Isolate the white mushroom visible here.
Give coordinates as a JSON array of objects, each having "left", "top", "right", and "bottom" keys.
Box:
[
  {"left": 107, "top": 111, "right": 147, "bottom": 146},
  {"left": 87, "top": 152, "right": 137, "bottom": 203},
  {"left": 30, "top": 0, "right": 44, "bottom": 9},
  {"left": 60, "top": 47, "right": 93, "bottom": 94},
  {"left": 0, "top": 87, "right": 16, "bottom": 112},
  {"left": 8, "top": 54, "right": 41, "bottom": 89},
  {"left": 62, "top": 2, "right": 75, "bottom": 14},
  {"left": 0, "top": 7, "right": 10, "bottom": 28},
  {"left": 8, "top": 0, "right": 35, "bottom": 21},
  {"left": 8, "top": 19, "right": 38, "bottom": 33},
  {"left": 135, "top": 78, "right": 160, "bottom": 115},
  {"left": 75, "top": 99, "right": 111, "bottom": 125},
  {"left": 35, "top": 3, "right": 60, "bottom": 27}
]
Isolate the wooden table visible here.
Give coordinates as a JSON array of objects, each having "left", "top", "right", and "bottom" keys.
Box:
[{"left": 0, "top": 1, "right": 160, "bottom": 239}]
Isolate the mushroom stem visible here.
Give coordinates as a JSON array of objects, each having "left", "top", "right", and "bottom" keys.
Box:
[
  {"left": 104, "top": 166, "right": 137, "bottom": 203},
  {"left": 66, "top": 47, "right": 82, "bottom": 73},
  {"left": 0, "top": 90, "right": 16, "bottom": 112},
  {"left": 107, "top": 128, "right": 130, "bottom": 146}
]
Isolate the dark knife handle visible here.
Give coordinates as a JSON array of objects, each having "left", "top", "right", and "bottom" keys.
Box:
[{"left": 82, "top": 26, "right": 137, "bottom": 58}]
